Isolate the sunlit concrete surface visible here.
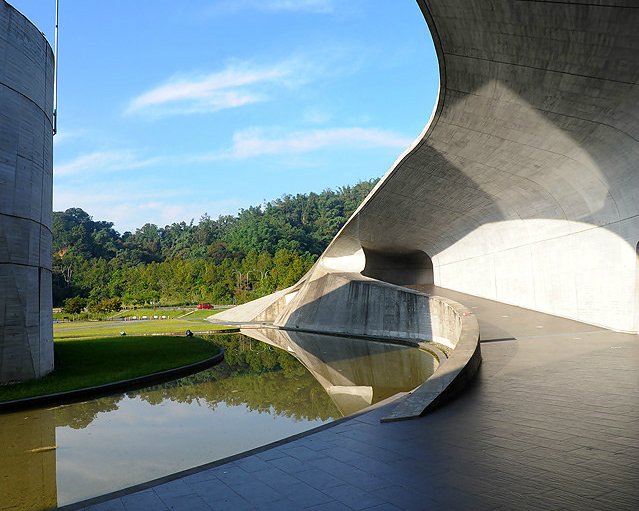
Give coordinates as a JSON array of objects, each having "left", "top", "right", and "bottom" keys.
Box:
[
  {"left": 0, "top": 1, "right": 54, "bottom": 382},
  {"left": 59, "top": 291, "right": 639, "bottom": 511},
  {"left": 316, "top": 0, "right": 639, "bottom": 333}
]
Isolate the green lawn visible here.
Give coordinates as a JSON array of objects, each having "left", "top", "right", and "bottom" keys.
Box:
[
  {"left": 53, "top": 318, "right": 232, "bottom": 339},
  {"left": 0, "top": 335, "right": 222, "bottom": 403},
  {"left": 117, "top": 308, "right": 181, "bottom": 319},
  {"left": 53, "top": 307, "right": 226, "bottom": 322},
  {"left": 177, "top": 308, "right": 225, "bottom": 319}
]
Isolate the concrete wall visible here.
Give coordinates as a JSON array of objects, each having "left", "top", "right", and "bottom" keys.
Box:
[
  {"left": 220, "top": 268, "right": 466, "bottom": 350},
  {"left": 272, "top": 272, "right": 462, "bottom": 348},
  {"left": 0, "top": 1, "right": 54, "bottom": 382},
  {"left": 321, "top": 0, "right": 639, "bottom": 333}
]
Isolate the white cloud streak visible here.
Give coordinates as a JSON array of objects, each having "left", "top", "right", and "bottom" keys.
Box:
[
  {"left": 126, "top": 63, "right": 290, "bottom": 117},
  {"left": 55, "top": 151, "right": 158, "bottom": 177},
  {"left": 263, "top": 0, "right": 340, "bottom": 13},
  {"left": 125, "top": 43, "right": 362, "bottom": 118},
  {"left": 202, "top": 0, "right": 346, "bottom": 17},
  {"left": 194, "top": 127, "right": 413, "bottom": 161}
]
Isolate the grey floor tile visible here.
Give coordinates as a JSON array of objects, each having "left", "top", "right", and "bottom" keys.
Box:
[
  {"left": 360, "top": 504, "right": 403, "bottom": 511},
  {"left": 269, "top": 454, "right": 315, "bottom": 474},
  {"left": 210, "top": 464, "right": 253, "bottom": 486},
  {"left": 280, "top": 445, "right": 322, "bottom": 461},
  {"left": 186, "top": 478, "right": 239, "bottom": 502},
  {"left": 182, "top": 468, "right": 221, "bottom": 485},
  {"left": 306, "top": 501, "right": 351, "bottom": 511},
  {"left": 307, "top": 456, "right": 354, "bottom": 475},
  {"left": 277, "top": 481, "right": 334, "bottom": 507},
  {"left": 254, "top": 497, "right": 303, "bottom": 511},
  {"left": 370, "top": 484, "right": 435, "bottom": 511},
  {"left": 335, "top": 467, "right": 392, "bottom": 492},
  {"left": 300, "top": 437, "right": 335, "bottom": 452},
  {"left": 293, "top": 467, "right": 345, "bottom": 490},
  {"left": 153, "top": 479, "right": 194, "bottom": 500},
  {"left": 256, "top": 448, "right": 289, "bottom": 462},
  {"left": 231, "top": 479, "right": 285, "bottom": 507},
  {"left": 231, "top": 456, "right": 273, "bottom": 473},
  {"left": 201, "top": 495, "right": 257, "bottom": 511},
  {"left": 121, "top": 490, "right": 168, "bottom": 511},
  {"left": 252, "top": 466, "right": 295, "bottom": 487},
  {"left": 321, "top": 483, "right": 386, "bottom": 511},
  {"left": 84, "top": 500, "right": 127, "bottom": 511},
  {"left": 162, "top": 493, "right": 213, "bottom": 511},
  {"left": 321, "top": 445, "right": 366, "bottom": 463}
]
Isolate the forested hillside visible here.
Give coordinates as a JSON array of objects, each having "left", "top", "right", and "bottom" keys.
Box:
[{"left": 53, "top": 179, "right": 378, "bottom": 309}]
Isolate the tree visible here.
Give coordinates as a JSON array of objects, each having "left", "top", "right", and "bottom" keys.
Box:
[
  {"left": 51, "top": 178, "right": 379, "bottom": 306},
  {"left": 88, "top": 297, "right": 122, "bottom": 314},
  {"left": 104, "top": 297, "right": 123, "bottom": 312},
  {"left": 63, "top": 296, "right": 86, "bottom": 315}
]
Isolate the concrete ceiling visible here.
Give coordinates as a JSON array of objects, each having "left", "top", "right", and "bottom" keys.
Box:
[{"left": 321, "top": 0, "right": 639, "bottom": 332}]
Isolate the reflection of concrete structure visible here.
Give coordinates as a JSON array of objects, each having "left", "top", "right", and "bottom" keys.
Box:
[
  {"left": 218, "top": 0, "right": 639, "bottom": 335},
  {"left": 0, "top": 2, "right": 54, "bottom": 382},
  {"left": 243, "top": 328, "right": 440, "bottom": 416}
]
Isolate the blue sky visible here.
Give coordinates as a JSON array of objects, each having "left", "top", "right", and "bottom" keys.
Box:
[{"left": 10, "top": 0, "right": 438, "bottom": 233}]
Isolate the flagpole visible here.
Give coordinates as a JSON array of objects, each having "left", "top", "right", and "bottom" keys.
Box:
[{"left": 53, "top": 0, "right": 59, "bottom": 135}]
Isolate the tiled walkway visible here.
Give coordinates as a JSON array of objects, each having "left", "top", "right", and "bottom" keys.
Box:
[{"left": 59, "top": 288, "right": 639, "bottom": 511}]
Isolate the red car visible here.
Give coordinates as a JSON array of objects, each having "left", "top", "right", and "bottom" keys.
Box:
[{"left": 197, "top": 303, "right": 212, "bottom": 309}]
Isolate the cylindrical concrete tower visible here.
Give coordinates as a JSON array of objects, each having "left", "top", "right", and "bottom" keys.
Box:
[{"left": 0, "top": 1, "right": 54, "bottom": 382}]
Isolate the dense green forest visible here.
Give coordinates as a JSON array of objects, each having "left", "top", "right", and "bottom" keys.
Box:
[{"left": 53, "top": 179, "right": 378, "bottom": 309}]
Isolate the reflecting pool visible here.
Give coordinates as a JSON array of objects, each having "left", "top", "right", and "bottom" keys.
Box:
[{"left": 0, "top": 332, "right": 438, "bottom": 510}]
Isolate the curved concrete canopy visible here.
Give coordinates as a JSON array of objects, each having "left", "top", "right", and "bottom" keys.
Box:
[{"left": 319, "top": 0, "right": 639, "bottom": 332}]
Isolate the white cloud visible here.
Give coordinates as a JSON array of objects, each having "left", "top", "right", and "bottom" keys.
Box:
[
  {"left": 125, "top": 43, "right": 365, "bottom": 118},
  {"left": 195, "top": 127, "right": 413, "bottom": 160},
  {"left": 303, "top": 107, "right": 333, "bottom": 124},
  {"left": 55, "top": 151, "right": 158, "bottom": 177},
  {"left": 264, "top": 0, "right": 340, "bottom": 13},
  {"left": 201, "top": 0, "right": 347, "bottom": 17},
  {"left": 53, "top": 186, "right": 245, "bottom": 233},
  {"left": 126, "top": 63, "right": 290, "bottom": 117},
  {"left": 52, "top": 129, "right": 86, "bottom": 147}
]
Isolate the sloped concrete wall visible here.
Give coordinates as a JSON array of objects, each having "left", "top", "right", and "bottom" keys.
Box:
[
  {"left": 273, "top": 272, "right": 461, "bottom": 347},
  {"left": 0, "top": 1, "right": 54, "bottom": 382},
  {"left": 323, "top": 0, "right": 639, "bottom": 332}
]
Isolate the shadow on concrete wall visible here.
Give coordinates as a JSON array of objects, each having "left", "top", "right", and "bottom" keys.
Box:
[{"left": 322, "top": 0, "right": 639, "bottom": 331}]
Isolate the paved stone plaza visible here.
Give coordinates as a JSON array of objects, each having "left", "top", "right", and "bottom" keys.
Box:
[{"left": 59, "top": 288, "right": 639, "bottom": 511}]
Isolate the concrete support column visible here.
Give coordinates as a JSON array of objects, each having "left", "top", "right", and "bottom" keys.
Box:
[{"left": 0, "top": 1, "right": 54, "bottom": 382}]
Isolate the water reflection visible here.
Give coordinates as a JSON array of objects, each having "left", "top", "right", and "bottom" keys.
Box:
[
  {"left": 0, "top": 408, "right": 57, "bottom": 511},
  {"left": 0, "top": 332, "right": 438, "bottom": 510},
  {"left": 242, "top": 329, "right": 439, "bottom": 416}
]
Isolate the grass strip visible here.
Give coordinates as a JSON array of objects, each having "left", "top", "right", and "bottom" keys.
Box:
[
  {"left": 0, "top": 335, "right": 221, "bottom": 403},
  {"left": 173, "top": 309, "right": 224, "bottom": 319},
  {"left": 53, "top": 320, "right": 230, "bottom": 339}
]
